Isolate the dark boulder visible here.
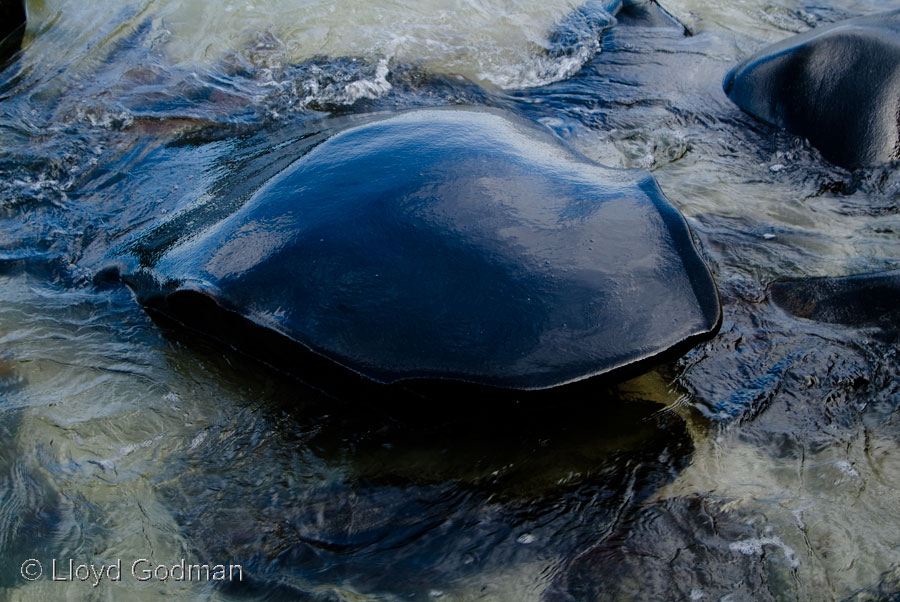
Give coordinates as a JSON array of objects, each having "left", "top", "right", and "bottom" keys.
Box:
[
  {"left": 116, "top": 108, "right": 720, "bottom": 390},
  {"left": 724, "top": 10, "right": 900, "bottom": 169}
]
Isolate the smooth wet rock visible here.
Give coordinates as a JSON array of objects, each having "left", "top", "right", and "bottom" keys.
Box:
[
  {"left": 724, "top": 10, "right": 900, "bottom": 169},
  {"left": 770, "top": 269, "right": 900, "bottom": 334},
  {"left": 118, "top": 108, "right": 720, "bottom": 390}
]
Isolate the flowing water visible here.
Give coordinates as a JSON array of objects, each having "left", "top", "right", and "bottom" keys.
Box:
[{"left": 1, "top": 0, "right": 900, "bottom": 600}]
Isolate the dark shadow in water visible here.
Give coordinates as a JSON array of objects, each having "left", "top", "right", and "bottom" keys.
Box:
[
  {"left": 149, "top": 319, "right": 694, "bottom": 601},
  {"left": 0, "top": 0, "right": 25, "bottom": 65}
]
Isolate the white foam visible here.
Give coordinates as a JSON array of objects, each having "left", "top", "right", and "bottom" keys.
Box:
[
  {"left": 31, "top": 0, "right": 597, "bottom": 89},
  {"left": 729, "top": 535, "right": 800, "bottom": 569}
]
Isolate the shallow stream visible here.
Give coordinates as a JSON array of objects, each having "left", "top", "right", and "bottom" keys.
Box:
[{"left": 1, "top": 0, "right": 899, "bottom": 600}]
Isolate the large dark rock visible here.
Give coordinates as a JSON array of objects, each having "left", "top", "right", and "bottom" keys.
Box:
[
  {"left": 116, "top": 107, "right": 720, "bottom": 390},
  {"left": 724, "top": 10, "right": 900, "bottom": 169}
]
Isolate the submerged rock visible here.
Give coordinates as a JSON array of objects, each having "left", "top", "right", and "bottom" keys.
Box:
[
  {"left": 157, "top": 374, "right": 694, "bottom": 599},
  {"left": 546, "top": 495, "right": 799, "bottom": 602},
  {"left": 546, "top": 0, "right": 621, "bottom": 58},
  {"left": 770, "top": 269, "right": 900, "bottom": 336},
  {"left": 116, "top": 107, "right": 720, "bottom": 390},
  {"left": 724, "top": 10, "right": 900, "bottom": 169}
]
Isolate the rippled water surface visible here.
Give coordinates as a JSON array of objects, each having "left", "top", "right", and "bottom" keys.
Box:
[{"left": 2, "top": 0, "right": 900, "bottom": 600}]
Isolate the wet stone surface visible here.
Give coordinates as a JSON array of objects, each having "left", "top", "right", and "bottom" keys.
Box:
[
  {"left": 116, "top": 107, "right": 720, "bottom": 390},
  {"left": 724, "top": 9, "right": 900, "bottom": 169}
]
